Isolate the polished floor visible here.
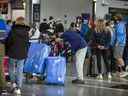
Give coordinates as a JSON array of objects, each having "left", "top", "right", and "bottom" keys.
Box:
[
  {"left": 5, "top": 62, "right": 128, "bottom": 96},
  {"left": 6, "top": 77, "right": 128, "bottom": 96}
]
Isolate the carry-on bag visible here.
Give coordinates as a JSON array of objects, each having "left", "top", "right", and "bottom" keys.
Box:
[
  {"left": 45, "top": 56, "right": 66, "bottom": 85},
  {"left": 24, "top": 43, "right": 51, "bottom": 74}
]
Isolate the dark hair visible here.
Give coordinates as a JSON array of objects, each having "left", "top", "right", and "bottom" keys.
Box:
[
  {"left": 6, "top": 20, "right": 12, "bottom": 24},
  {"left": 49, "top": 16, "right": 54, "bottom": 20},
  {"left": 43, "top": 18, "right": 47, "bottom": 22},
  {"left": 12, "top": 21, "right": 15, "bottom": 26},
  {"left": 70, "top": 22, "right": 75, "bottom": 28},
  {"left": 106, "top": 21, "right": 111, "bottom": 26},
  {"left": 76, "top": 16, "right": 82, "bottom": 20},
  {"left": 115, "top": 14, "right": 123, "bottom": 21}
]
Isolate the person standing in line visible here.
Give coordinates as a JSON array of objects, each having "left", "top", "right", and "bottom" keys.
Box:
[
  {"left": 6, "top": 17, "right": 30, "bottom": 95},
  {"left": 113, "top": 14, "right": 128, "bottom": 77},
  {"left": 123, "top": 21, "right": 128, "bottom": 71},
  {"left": 75, "top": 16, "right": 82, "bottom": 32},
  {"left": 63, "top": 14, "right": 68, "bottom": 31},
  {"left": 106, "top": 20, "right": 116, "bottom": 72},
  {"left": 91, "top": 19, "right": 112, "bottom": 80},
  {"left": 80, "top": 19, "right": 89, "bottom": 39}
]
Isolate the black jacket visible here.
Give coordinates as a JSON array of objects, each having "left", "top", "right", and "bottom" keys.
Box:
[
  {"left": 6, "top": 24, "right": 30, "bottom": 60},
  {"left": 91, "top": 30, "right": 111, "bottom": 49}
]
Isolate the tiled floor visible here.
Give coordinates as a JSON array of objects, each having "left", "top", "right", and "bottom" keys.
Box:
[{"left": 7, "top": 77, "right": 128, "bottom": 96}]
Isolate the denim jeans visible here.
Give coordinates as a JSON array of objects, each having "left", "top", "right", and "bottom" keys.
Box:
[{"left": 9, "top": 58, "right": 24, "bottom": 88}]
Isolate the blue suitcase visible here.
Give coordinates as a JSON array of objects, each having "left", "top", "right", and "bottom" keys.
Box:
[
  {"left": 24, "top": 43, "right": 51, "bottom": 74},
  {"left": 45, "top": 57, "right": 66, "bottom": 85}
]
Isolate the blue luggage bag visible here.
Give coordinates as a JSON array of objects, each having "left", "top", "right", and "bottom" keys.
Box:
[
  {"left": 24, "top": 43, "right": 51, "bottom": 74},
  {"left": 45, "top": 57, "right": 66, "bottom": 85}
]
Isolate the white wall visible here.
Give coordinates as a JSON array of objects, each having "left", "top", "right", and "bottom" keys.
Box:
[
  {"left": 1, "top": 3, "right": 11, "bottom": 20},
  {"left": 96, "top": 0, "right": 128, "bottom": 18},
  {"left": 40, "top": 0, "right": 92, "bottom": 22},
  {"left": 12, "top": 10, "right": 25, "bottom": 21},
  {"left": 2, "top": 3, "right": 25, "bottom": 21}
]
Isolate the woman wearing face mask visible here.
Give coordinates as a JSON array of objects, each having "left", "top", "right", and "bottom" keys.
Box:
[
  {"left": 106, "top": 21, "right": 115, "bottom": 47},
  {"left": 91, "top": 19, "right": 112, "bottom": 80},
  {"left": 106, "top": 21, "right": 116, "bottom": 72},
  {"left": 75, "top": 16, "right": 82, "bottom": 32}
]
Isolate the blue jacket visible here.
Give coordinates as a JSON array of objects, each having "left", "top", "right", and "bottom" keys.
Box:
[
  {"left": 80, "top": 23, "right": 89, "bottom": 38},
  {"left": 62, "top": 31, "right": 87, "bottom": 54},
  {"left": 115, "top": 21, "right": 126, "bottom": 46},
  {"left": 0, "top": 19, "right": 6, "bottom": 32},
  {"left": 6, "top": 25, "right": 11, "bottom": 33}
]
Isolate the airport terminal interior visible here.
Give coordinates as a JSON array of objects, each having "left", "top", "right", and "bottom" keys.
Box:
[{"left": 0, "top": 0, "right": 128, "bottom": 96}]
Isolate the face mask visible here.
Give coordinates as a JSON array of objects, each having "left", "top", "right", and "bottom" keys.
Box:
[
  {"left": 77, "top": 19, "right": 80, "bottom": 22},
  {"left": 83, "top": 20, "right": 88, "bottom": 24}
]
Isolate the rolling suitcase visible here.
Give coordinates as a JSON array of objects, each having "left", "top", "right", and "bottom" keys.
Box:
[
  {"left": 45, "top": 57, "right": 66, "bottom": 85},
  {"left": 24, "top": 43, "right": 51, "bottom": 74}
]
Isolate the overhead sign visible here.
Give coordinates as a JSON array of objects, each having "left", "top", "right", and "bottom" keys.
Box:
[
  {"left": 10, "top": 0, "right": 24, "bottom": 9},
  {"left": 0, "top": 2, "right": 8, "bottom": 14},
  {"left": 109, "top": 7, "right": 128, "bottom": 15},
  {"left": 33, "top": 4, "right": 40, "bottom": 22}
]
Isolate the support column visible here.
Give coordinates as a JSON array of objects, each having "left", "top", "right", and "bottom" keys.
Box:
[
  {"left": 32, "top": 0, "right": 41, "bottom": 23},
  {"left": 92, "top": 0, "right": 96, "bottom": 21},
  {"left": 8, "top": 2, "right": 12, "bottom": 20},
  {"left": 25, "top": 0, "right": 32, "bottom": 24}
]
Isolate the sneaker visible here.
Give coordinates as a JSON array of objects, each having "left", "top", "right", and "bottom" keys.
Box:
[
  {"left": 14, "top": 88, "right": 21, "bottom": 95},
  {"left": 108, "top": 73, "right": 112, "bottom": 79},
  {"left": 97, "top": 74, "right": 103, "bottom": 80},
  {"left": 72, "top": 79, "right": 85, "bottom": 84},
  {"left": 120, "top": 72, "right": 128, "bottom": 78}
]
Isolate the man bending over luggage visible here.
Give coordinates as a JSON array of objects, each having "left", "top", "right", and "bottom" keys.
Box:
[{"left": 57, "top": 22, "right": 87, "bottom": 84}]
